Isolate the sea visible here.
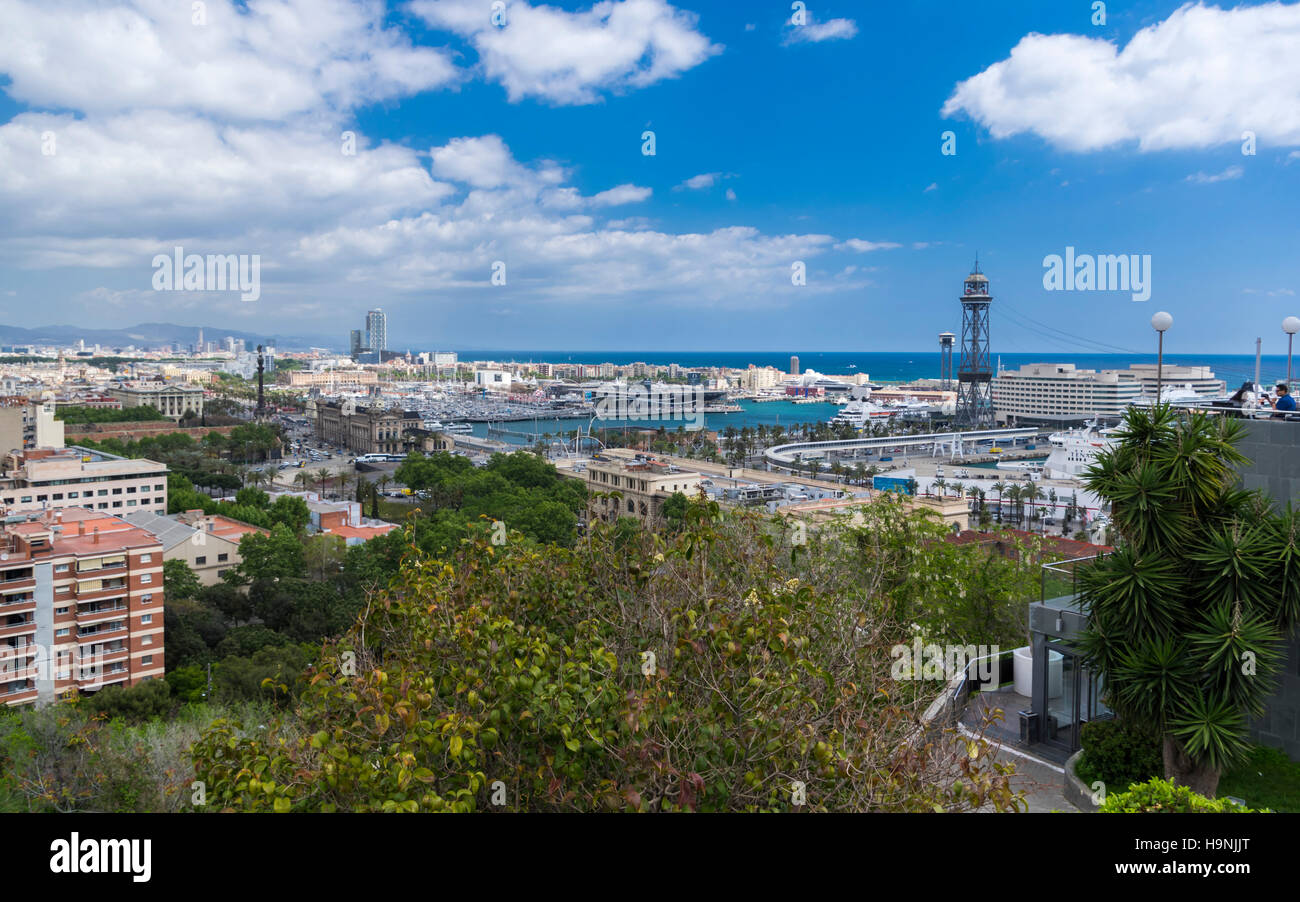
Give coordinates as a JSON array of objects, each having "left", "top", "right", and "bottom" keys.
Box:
[
  {"left": 452, "top": 350, "right": 1290, "bottom": 446},
  {"left": 457, "top": 350, "right": 1287, "bottom": 388}
]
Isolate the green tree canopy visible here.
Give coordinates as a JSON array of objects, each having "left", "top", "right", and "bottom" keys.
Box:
[{"left": 192, "top": 497, "right": 1022, "bottom": 813}]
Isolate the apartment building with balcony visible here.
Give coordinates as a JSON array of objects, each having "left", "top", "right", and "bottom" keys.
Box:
[
  {"left": 0, "top": 447, "right": 168, "bottom": 516},
  {"left": 0, "top": 508, "right": 164, "bottom": 707},
  {"left": 0, "top": 398, "right": 65, "bottom": 452}
]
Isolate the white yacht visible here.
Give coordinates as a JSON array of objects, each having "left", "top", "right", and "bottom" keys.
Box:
[{"left": 828, "top": 400, "right": 895, "bottom": 427}]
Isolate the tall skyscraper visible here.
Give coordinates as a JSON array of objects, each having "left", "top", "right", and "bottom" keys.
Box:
[
  {"left": 349, "top": 329, "right": 363, "bottom": 359},
  {"left": 365, "top": 308, "right": 387, "bottom": 353},
  {"left": 790, "top": 355, "right": 800, "bottom": 376}
]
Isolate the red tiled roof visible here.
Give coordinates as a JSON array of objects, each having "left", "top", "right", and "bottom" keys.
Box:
[
  {"left": 327, "top": 524, "right": 397, "bottom": 541},
  {"left": 947, "top": 528, "right": 1113, "bottom": 557}
]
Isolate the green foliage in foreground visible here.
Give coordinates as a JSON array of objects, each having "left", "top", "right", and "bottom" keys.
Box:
[
  {"left": 1075, "top": 719, "right": 1163, "bottom": 793},
  {"left": 1080, "top": 404, "right": 1300, "bottom": 794},
  {"left": 1218, "top": 746, "right": 1300, "bottom": 813},
  {"left": 1100, "top": 777, "right": 1265, "bottom": 813},
  {"left": 192, "top": 496, "right": 1026, "bottom": 813},
  {"left": 0, "top": 700, "right": 282, "bottom": 813}
]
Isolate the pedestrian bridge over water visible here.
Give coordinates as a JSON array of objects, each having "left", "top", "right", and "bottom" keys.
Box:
[{"left": 764, "top": 427, "right": 1039, "bottom": 467}]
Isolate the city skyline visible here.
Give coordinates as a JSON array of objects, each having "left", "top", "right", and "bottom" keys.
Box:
[{"left": 0, "top": 1, "right": 1298, "bottom": 354}]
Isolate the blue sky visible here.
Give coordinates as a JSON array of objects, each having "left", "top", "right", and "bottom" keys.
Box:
[{"left": 1, "top": 0, "right": 1298, "bottom": 354}]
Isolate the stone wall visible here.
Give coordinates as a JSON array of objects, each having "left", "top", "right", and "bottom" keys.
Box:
[
  {"left": 1237, "top": 418, "right": 1300, "bottom": 759},
  {"left": 1236, "top": 417, "right": 1300, "bottom": 502},
  {"left": 1250, "top": 636, "right": 1300, "bottom": 760}
]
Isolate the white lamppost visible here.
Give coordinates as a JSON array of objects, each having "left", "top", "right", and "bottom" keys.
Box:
[
  {"left": 1151, "top": 312, "right": 1173, "bottom": 402},
  {"left": 1283, "top": 317, "right": 1300, "bottom": 388}
]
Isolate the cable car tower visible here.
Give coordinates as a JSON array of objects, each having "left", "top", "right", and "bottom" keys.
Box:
[
  {"left": 956, "top": 261, "right": 994, "bottom": 428},
  {"left": 938, "top": 332, "right": 955, "bottom": 391}
]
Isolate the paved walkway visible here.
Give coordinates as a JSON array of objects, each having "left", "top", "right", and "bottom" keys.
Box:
[{"left": 962, "top": 690, "right": 1082, "bottom": 813}]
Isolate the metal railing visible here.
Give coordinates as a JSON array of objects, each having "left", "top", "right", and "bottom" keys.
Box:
[{"left": 1040, "top": 553, "right": 1108, "bottom": 603}]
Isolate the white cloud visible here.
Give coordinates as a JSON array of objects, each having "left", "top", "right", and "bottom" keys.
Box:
[
  {"left": 0, "top": 3, "right": 867, "bottom": 324},
  {"left": 0, "top": 115, "right": 845, "bottom": 314},
  {"left": 725, "top": 188, "right": 737, "bottom": 201},
  {"left": 1186, "top": 165, "right": 1244, "bottom": 184},
  {"left": 835, "top": 239, "right": 902, "bottom": 252},
  {"left": 923, "top": 182, "right": 938, "bottom": 193},
  {"left": 411, "top": 0, "right": 722, "bottom": 105},
  {"left": 0, "top": 0, "right": 457, "bottom": 121},
  {"left": 431, "top": 135, "right": 536, "bottom": 189},
  {"left": 783, "top": 17, "right": 858, "bottom": 45},
  {"left": 942, "top": 2, "right": 1300, "bottom": 152},
  {"left": 676, "top": 172, "right": 720, "bottom": 190},
  {"left": 0, "top": 111, "right": 450, "bottom": 241},
  {"left": 589, "top": 184, "right": 653, "bottom": 207}
]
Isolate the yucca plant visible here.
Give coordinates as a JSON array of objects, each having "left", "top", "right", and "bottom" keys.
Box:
[{"left": 1079, "top": 404, "right": 1299, "bottom": 796}]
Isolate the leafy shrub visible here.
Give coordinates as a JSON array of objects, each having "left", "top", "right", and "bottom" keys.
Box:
[
  {"left": 1100, "top": 777, "right": 1265, "bottom": 813},
  {"left": 81, "top": 678, "right": 174, "bottom": 723},
  {"left": 0, "top": 702, "right": 279, "bottom": 812},
  {"left": 192, "top": 498, "right": 1025, "bottom": 813},
  {"left": 166, "top": 666, "right": 208, "bottom": 704},
  {"left": 1076, "top": 719, "right": 1162, "bottom": 791}
]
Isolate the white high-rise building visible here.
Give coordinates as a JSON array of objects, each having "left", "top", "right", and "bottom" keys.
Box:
[{"left": 992, "top": 363, "right": 1141, "bottom": 425}]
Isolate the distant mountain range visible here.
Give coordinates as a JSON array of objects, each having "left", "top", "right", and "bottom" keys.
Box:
[{"left": 0, "top": 322, "right": 335, "bottom": 352}]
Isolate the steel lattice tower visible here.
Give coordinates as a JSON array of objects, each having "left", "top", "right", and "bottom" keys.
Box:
[
  {"left": 938, "top": 332, "right": 955, "bottom": 391},
  {"left": 956, "top": 263, "right": 993, "bottom": 428}
]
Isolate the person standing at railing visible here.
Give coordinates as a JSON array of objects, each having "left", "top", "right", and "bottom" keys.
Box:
[{"left": 1230, "top": 382, "right": 1258, "bottom": 418}]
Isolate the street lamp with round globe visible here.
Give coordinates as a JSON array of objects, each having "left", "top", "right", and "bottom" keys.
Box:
[
  {"left": 1151, "top": 312, "right": 1173, "bottom": 402},
  {"left": 1284, "top": 316, "right": 1300, "bottom": 387}
]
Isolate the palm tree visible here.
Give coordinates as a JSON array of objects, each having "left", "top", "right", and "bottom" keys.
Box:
[
  {"left": 851, "top": 461, "right": 867, "bottom": 487},
  {"left": 991, "top": 481, "right": 1006, "bottom": 523},
  {"left": 1077, "top": 404, "right": 1300, "bottom": 796},
  {"left": 931, "top": 478, "right": 945, "bottom": 498},
  {"left": 1005, "top": 484, "right": 1022, "bottom": 525},
  {"left": 1026, "top": 484, "right": 1046, "bottom": 532},
  {"left": 313, "top": 468, "right": 331, "bottom": 498},
  {"left": 292, "top": 470, "right": 312, "bottom": 493}
]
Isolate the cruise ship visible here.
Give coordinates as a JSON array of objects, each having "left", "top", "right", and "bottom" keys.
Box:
[{"left": 1042, "top": 424, "right": 1116, "bottom": 480}]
